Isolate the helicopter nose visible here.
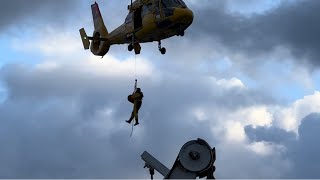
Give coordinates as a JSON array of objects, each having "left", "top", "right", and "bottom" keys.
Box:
[{"left": 173, "top": 8, "right": 194, "bottom": 26}]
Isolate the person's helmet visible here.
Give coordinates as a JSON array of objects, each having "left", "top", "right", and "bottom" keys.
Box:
[{"left": 136, "top": 88, "right": 141, "bottom": 92}]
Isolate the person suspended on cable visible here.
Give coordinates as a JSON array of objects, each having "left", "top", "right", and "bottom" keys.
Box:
[{"left": 126, "top": 87, "right": 143, "bottom": 126}]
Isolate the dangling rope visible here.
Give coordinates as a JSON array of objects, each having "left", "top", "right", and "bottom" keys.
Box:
[
  {"left": 135, "top": 54, "right": 137, "bottom": 79},
  {"left": 130, "top": 60, "right": 138, "bottom": 138},
  {"left": 129, "top": 5, "right": 138, "bottom": 137}
]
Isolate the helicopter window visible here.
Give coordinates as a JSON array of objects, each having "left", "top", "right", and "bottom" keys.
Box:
[
  {"left": 161, "top": 0, "right": 176, "bottom": 7},
  {"left": 125, "top": 13, "right": 133, "bottom": 23},
  {"left": 142, "top": 4, "right": 152, "bottom": 17},
  {"left": 177, "top": 0, "right": 187, "bottom": 7}
]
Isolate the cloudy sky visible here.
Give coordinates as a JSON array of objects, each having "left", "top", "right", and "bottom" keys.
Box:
[{"left": 1, "top": 0, "right": 320, "bottom": 178}]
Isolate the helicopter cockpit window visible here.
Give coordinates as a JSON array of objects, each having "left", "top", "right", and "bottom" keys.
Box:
[
  {"left": 142, "top": 4, "right": 152, "bottom": 17},
  {"left": 125, "top": 13, "right": 133, "bottom": 23},
  {"left": 176, "top": 0, "right": 187, "bottom": 7},
  {"left": 161, "top": 0, "right": 175, "bottom": 7}
]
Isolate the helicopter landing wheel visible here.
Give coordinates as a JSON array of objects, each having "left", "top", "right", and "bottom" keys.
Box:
[
  {"left": 177, "top": 30, "right": 185, "bottom": 36},
  {"left": 128, "top": 44, "right": 133, "bottom": 51},
  {"left": 158, "top": 41, "right": 166, "bottom": 55},
  {"left": 160, "top": 47, "right": 166, "bottom": 54}
]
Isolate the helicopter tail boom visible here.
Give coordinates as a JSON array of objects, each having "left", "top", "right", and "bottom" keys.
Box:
[
  {"left": 91, "top": 2, "right": 108, "bottom": 36},
  {"left": 80, "top": 2, "right": 110, "bottom": 56}
]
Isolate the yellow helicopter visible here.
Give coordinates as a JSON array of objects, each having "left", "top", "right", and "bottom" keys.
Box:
[{"left": 79, "top": 0, "right": 194, "bottom": 55}]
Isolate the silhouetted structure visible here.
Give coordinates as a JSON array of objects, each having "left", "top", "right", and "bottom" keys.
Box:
[{"left": 141, "top": 138, "right": 216, "bottom": 179}]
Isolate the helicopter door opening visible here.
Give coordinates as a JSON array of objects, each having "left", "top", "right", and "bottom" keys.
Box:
[{"left": 134, "top": 7, "right": 143, "bottom": 30}]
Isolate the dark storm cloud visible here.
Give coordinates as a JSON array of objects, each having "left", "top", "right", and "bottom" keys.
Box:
[
  {"left": 0, "top": 100, "right": 144, "bottom": 178},
  {"left": 0, "top": 0, "right": 79, "bottom": 32},
  {"left": 245, "top": 125, "right": 296, "bottom": 144},
  {"left": 245, "top": 113, "right": 320, "bottom": 178},
  {"left": 0, "top": 63, "right": 279, "bottom": 178},
  {"left": 190, "top": 0, "right": 320, "bottom": 68},
  {"left": 287, "top": 113, "right": 320, "bottom": 178},
  {"left": 1, "top": 63, "right": 277, "bottom": 111}
]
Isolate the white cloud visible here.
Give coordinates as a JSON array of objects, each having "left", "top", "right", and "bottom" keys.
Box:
[
  {"left": 211, "top": 77, "right": 245, "bottom": 90},
  {"left": 209, "top": 91, "right": 320, "bottom": 145},
  {"left": 248, "top": 141, "right": 272, "bottom": 155},
  {"left": 193, "top": 107, "right": 208, "bottom": 121},
  {"left": 203, "top": 106, "right": 271, "bottom": 141},
  {"left": 217, "top": 77, "right": 245, "bottom": 89},
  {"left": 246, "top": 141, "right": 287, "bottom": 156},
  {"left": 236, "top": 106, "right": 273, "bottom": 127},
  {"left": 215, "top": 106, "right": 272, "bottom": 143},
  {"left": 83, "top": 54, "right": 156, "bottom": 78},
  {"left": 31, "top": 52, "right": 155, "bottom": 80},
  {"left": 224, "top": 121, "right": 246, "bottom": 142},
  {"left": 273, "top": 91, "right": 320, "bottom": 132},
  {"left": 11, "top": 27, "right": 82, "bottom": 56}
]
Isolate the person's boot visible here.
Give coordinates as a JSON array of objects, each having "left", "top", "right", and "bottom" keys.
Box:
[
  {"left": 125, "top": 120, "right": 131, "bottom": 124},
  {"left": 134, "top": 122, "right": 139, "bottom": 126}
]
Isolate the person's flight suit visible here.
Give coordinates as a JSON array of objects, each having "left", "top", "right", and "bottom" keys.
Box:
[{"left": 126, "top": 88, "right": 143, "bottom": 126}]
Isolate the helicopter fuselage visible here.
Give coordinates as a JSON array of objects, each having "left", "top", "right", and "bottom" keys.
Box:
[
  {"left": 79, "top": 0, "right": 193, "bottom": 55},
  {"left": 108, "top": 0, "right": 193, "bottom": 45}
]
